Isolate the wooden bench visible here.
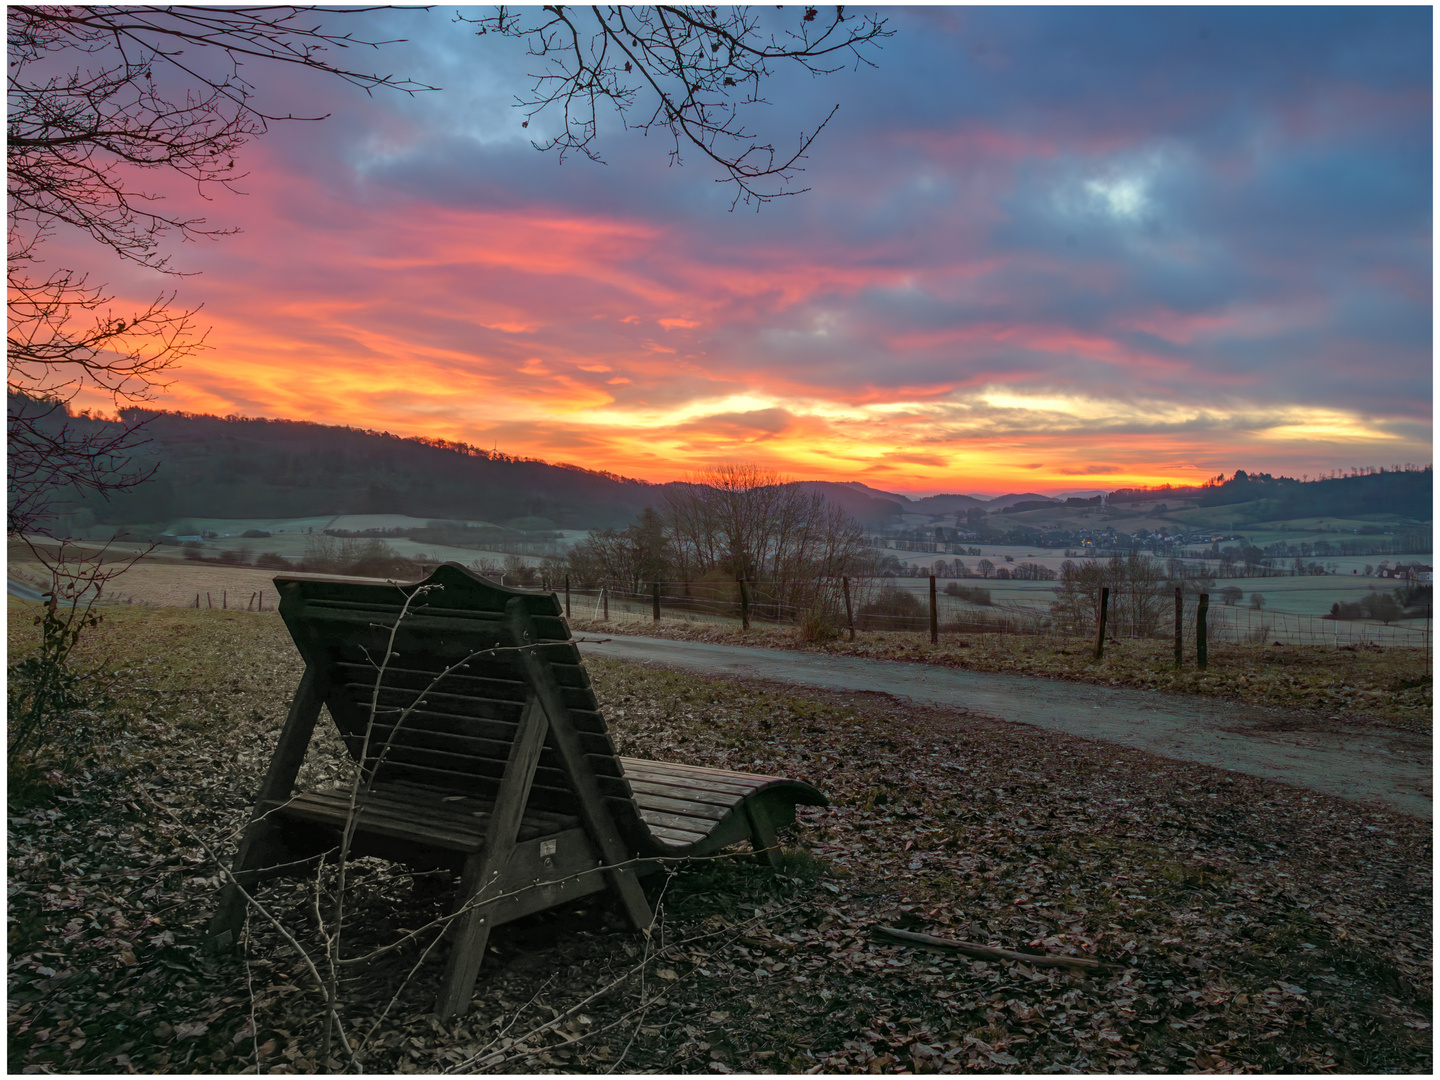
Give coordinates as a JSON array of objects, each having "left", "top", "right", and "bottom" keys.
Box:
[{"left": 207, "top": 563, "right": 826, "bottom": 1018}]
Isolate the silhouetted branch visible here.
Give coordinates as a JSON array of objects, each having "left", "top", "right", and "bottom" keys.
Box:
[{"left": 463, "top": 5, "right": 891, "bottom": 207}]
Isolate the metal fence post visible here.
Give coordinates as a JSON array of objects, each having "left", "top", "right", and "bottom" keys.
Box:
[
  {"left": 652, "top": 581, "right": 661, "bottom": 623},
  {"left": 1094, "top": 586, "right": 1109, "bottom": 659},
  {"left": 738, "top": 577, "right": 750, "bottom": 631},
  {"left": 843, "top": 576, "right": 855, "bottom": 641},
  {"left": 565, "top": 575, "right": 570, "bottom": 618}
]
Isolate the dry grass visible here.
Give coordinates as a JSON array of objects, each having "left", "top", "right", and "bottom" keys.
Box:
[{"left": 571, "top": 617, "right": 1433, "bottom": 732}]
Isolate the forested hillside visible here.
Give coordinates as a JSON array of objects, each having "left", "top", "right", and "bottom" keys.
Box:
[
  {"left": 41, "top": 405, "right": 662, "bottom": 530},
  {"left": 1194, "top": 468, "right": 1432, "bottom": 521}
]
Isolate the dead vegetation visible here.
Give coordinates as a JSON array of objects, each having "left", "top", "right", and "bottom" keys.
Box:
[
  {"left": 572, "top": 616, "right": 1433, "bottom": 732},
  {"left": 7, "top": 605, "right": 1433, "bottom": 1073}
]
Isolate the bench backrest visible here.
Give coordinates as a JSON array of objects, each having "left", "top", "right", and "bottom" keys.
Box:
[{"left": 275, "top": 563, "right": 639, "bottom": 828}]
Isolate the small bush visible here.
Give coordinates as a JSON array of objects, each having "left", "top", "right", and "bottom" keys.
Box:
[
  {"left": 255, "top": 551, "right": 290, "bottom": 569},
  {"left": 944, "top": 582, "right": 992, "bottom": 605},
  {"left": 857, "top": 586, "right": 926, "bottom": 631},
  {"left": 344, "top": 539, "right": 421, "bottom": 579},
  {"left": 797, "top": 604, "right": 840, "bottom": 643},
  {"left": 8, "top": 591, "right": 125, "bottom": 781}
]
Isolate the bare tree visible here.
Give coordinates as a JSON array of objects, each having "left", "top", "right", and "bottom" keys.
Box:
[
  {"left": 663, "top": 463, "right": 870, "bottom": 619},
  {"left": 7, "top": 5, "right": 432, "bottom": 535},
  {"left": 463, "top": 5, "right": 892, "bottom": 206}
]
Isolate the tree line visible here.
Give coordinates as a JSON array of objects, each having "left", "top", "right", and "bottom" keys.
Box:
[{"left": 561, "top": 464, "right": 879, "bottom": 623}]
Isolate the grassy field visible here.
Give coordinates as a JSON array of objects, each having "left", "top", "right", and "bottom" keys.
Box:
[{"left": 7, "top": 605, "right": 1433, "bottom": 1073}]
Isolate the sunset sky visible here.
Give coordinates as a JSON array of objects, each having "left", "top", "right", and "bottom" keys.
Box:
[{"left": 73, "top": 5, "right": 1431, "bottom": 497}]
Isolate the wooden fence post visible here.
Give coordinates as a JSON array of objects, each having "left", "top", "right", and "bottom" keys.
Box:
[
  {"left": 565, "top": 575, "right": 571, "bottom": 619},
  {"left": 929, "top": 575, "right": 938, "bottom": 645},
  {"left": 738, "top": 578, "right": 750, "bottom": 631},
  {"left": 652, "top": 581, "right": 661, "bottom": 623},
  {"left": 602, "top": 586, "right": 608, "bottom": 622},
  {"left": 1174, "top": 586, "right": 1183, "bottom": 666},
  {"left": 194, "top": 593, "right": 200, "bottom": 609},
  {"left": 1094, "top": 587, "right": 1109, "bottom": 659},
  {"left": 1197, "top": 593, "right": 1209, "bottom": 671},
  {"left": 223, "top": 591, "right": 226, "bottom": 610},
  {"left": 842, "top": 576, "right": 855, "bottom": 642}
]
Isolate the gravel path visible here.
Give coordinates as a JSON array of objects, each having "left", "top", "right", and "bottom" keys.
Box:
[{"left": 580, "top": 635, "right": 1432, "bottom": 819}]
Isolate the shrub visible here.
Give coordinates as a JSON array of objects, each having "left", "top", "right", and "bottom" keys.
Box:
[
  {"left": 8, "top": 573, "right": 125, "bottom": 777},
  {"left": 797, "top": 604, "right": 841, "bottom": 643},
  {"left": 944, "top": 582, "right": 992, "bottom": 605},
  {"left": 344, "top": 539, "right": 421, "bottom": 579},
  {"left": 255, "top": 552, "right": 290, "bottom": 569},
  {"left": 857, "top": 585, "right": 926, "bottom": 631}
]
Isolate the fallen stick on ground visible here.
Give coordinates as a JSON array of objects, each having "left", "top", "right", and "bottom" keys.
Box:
[{"left": 872, "top": 926, "right": 1123, "bottom": 971}]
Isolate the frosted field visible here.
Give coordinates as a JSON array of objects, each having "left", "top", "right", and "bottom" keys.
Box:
[{"left": 165, "top": 514, "right": 498, "bottom": 537}]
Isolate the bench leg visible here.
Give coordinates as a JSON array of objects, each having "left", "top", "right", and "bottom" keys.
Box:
[
  {"left": 606, "top": 865, "right": 653, "bottom": 932},
  {"left": 745, "top": 803, "right": 782, "bottom": 868},
  {"left": 211, "top": 667, "right": 325, "bottom": 951},
  {"left": 435, "top": 850, "right": 501, "bottom": 1019},
  {"left": 207, "top": 819, "right": 287, "bottom": 951}
]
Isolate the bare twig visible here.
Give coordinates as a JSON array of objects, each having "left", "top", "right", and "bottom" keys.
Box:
[
  {"left": 872, "top": 926, "right": 1123, "bottom": 972},
  {"left": 137, "top": 789, "right": 361, "bottom": 1067},
  {"left": 446, "top": 897, "right": 805, "bottom": 1073}
]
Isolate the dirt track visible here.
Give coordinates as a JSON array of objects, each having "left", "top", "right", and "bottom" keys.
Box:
[{"left": 580, "top": 635, "right": 1432, "bottom": 819}]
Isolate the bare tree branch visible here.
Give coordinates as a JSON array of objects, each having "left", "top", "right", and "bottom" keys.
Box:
[
  {"left": 462, "top": 5, "right": 892, "bottom": 207},
  {"left": 6, "top": 5, "right": 433, "bottom": 537}
]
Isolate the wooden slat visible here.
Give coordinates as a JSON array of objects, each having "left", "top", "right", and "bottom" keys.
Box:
[
  {"left": 621, "top": 771, "right": 760, "bottom": 801},
  {"left": 333, "top": 660, "right": 526, "bottom": 690},
  {"left": 645, "top": 822, "right": 712, "bottom": 845},
  {"left": 629, "top": 790, "right": 731, "bottom": 821},
  {"left": 378, "top": 782, "right": 579, "bottom": 829},
  {"left": 278, "top": 788, "right": 577, "bottom": 849},
  {"left": 631, "top": 805, "right": 730, "bottom": 835},
  {"left": 620, "top": 757, "right": 783, "bottom": 786},
  {"left": 625, "top": 777, "right": 747, "bottom": 810},
  {"left": 620, "top": 760, "right": 766, "bottom": 796}
]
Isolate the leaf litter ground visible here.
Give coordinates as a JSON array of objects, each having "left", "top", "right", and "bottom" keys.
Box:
[{"left": 7, "top": 605, "right": 1432, "bottom": 1073}]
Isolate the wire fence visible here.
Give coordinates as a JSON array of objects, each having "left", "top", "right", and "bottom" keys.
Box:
[{"left": 546, "top": 577, "right": 1432, "bottom": 652}]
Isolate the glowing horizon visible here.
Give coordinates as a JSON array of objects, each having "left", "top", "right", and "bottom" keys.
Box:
[{"left": 50, "top": 7, "right": 1431, "bottom": 500}]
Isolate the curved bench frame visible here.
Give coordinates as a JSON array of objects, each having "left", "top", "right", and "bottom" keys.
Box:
[{"left": 207, "top": 563, "right": 826, "bottom": 1018}]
